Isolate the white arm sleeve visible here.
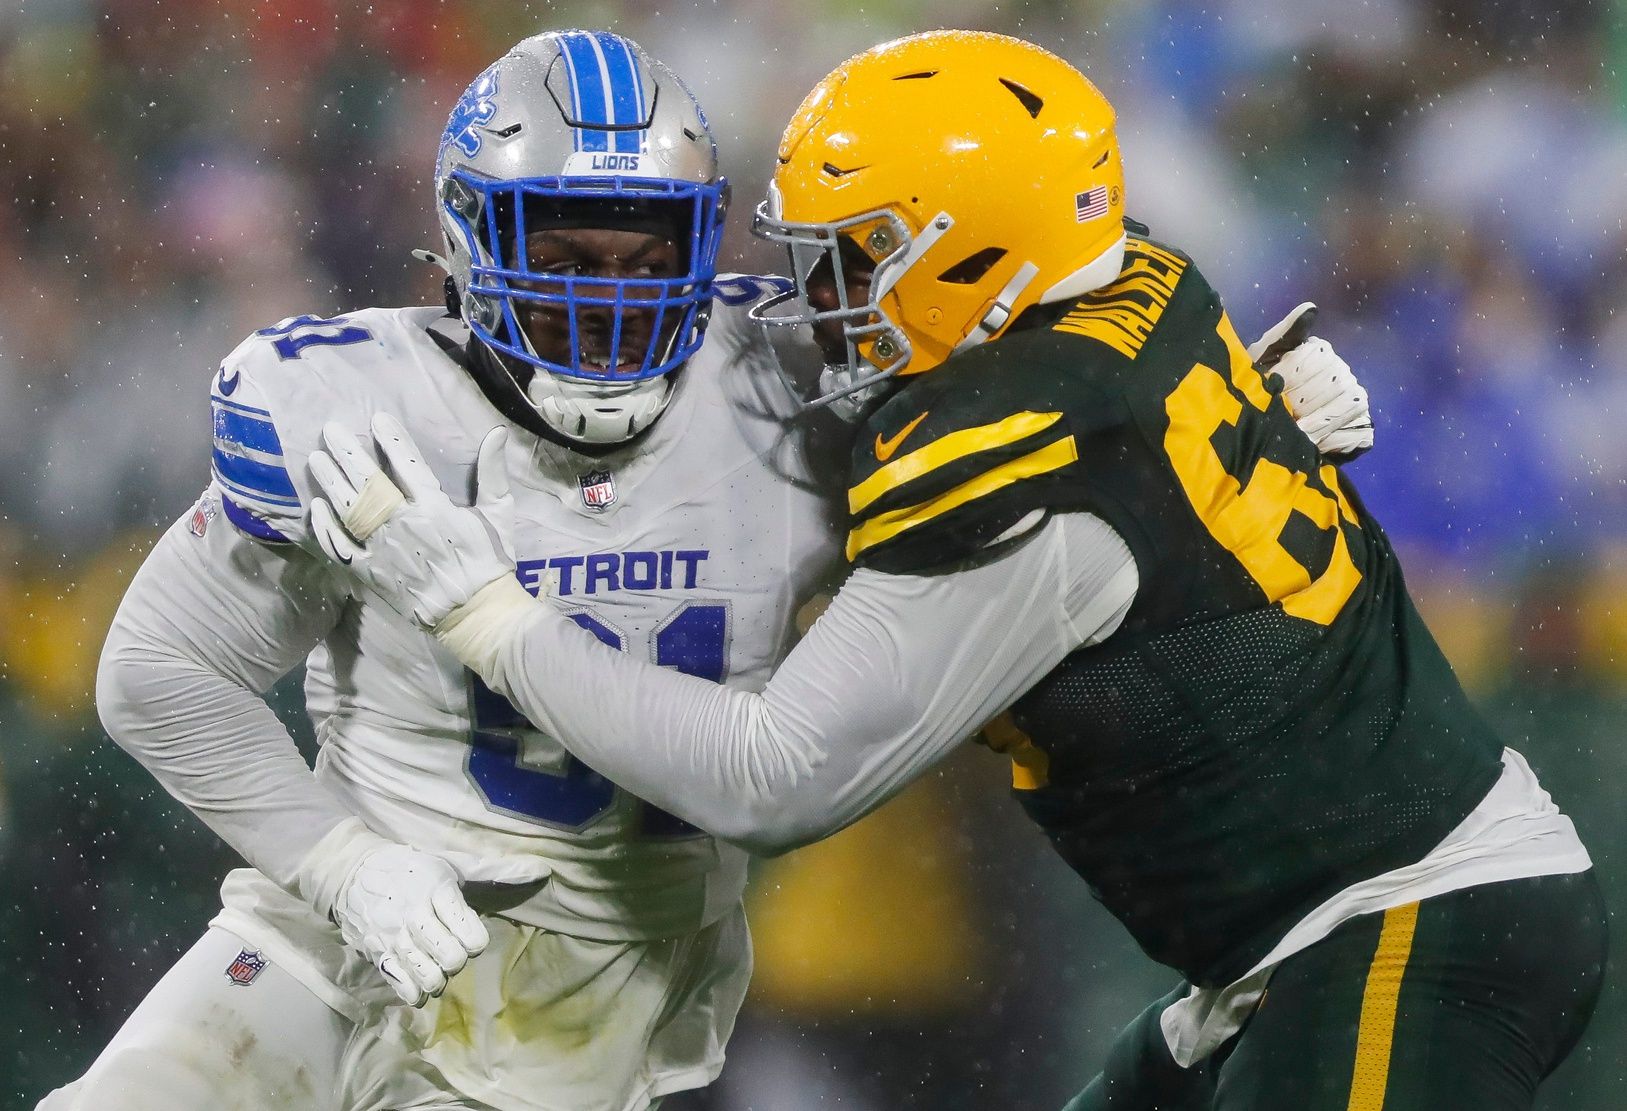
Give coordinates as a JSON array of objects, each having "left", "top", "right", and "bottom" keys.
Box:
[
  {"left": 485, "top": 512, "right": 1136, "bottom": 855},
  {"left": 97, "top": 505, "right": 357, "bottom": 889}
]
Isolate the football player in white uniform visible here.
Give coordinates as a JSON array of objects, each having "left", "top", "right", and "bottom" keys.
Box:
[
  {"left": 309, "top": 32, "right": 1601, "bottom": 1111},
  {"left": 41, "top": 31, "right": 845, "bottom": 1111}
]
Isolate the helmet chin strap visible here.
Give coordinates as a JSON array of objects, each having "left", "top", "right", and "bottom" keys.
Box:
[
  {"left": 411, "top": 248, "right": 453, "bottom": 276},
  {"left": 947, "top": 235, "right": 1128, "bottom": 358},
  {"left": 952, "top": 261, "right": 1040, "bottom": 355}
]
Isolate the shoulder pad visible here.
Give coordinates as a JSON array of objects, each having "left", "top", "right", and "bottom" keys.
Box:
[
  {"left": 209, "top": 358, "right": 301, "bottom": 545},
  {"left": 689, "top": 288, "right": 786, "bottom": 400},
  {"left": 208, "top": 312, "right": 389, "bottom": 544},
  {"left": 846, "top": 364, "right": 1083, "bottom": 573}
]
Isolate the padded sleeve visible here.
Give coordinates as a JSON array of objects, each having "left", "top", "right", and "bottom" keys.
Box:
[
  {"left": 480, "top": 512, "right": 1136, "bottom": 856},
  {"left": 97, "top": 503, "right": 354, "bottom": 888},
  {"left": 207, "top": 339, "right": 308, "bottom": 546}
]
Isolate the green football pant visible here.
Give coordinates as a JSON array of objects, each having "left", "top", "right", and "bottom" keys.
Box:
[{"left": 1065, "top": 870, "right": 1606, "bottom": 1110}]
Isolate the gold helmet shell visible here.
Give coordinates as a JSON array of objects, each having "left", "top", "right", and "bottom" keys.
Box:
[{"left": 752, "top": 30, "right": 1127, "bottom": 407}]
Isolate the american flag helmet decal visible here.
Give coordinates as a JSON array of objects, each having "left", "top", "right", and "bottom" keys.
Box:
[{"left": 1075, "top": 185, "right": 1110, "bottom": 222}]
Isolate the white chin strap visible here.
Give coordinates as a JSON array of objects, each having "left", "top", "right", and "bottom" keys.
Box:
[
  {"left": 526, "top": 372, "right": 675, "bottom": 445},
  {"left": 945, "top": 236, "right": 1128, "bottom": 360},
  {"left": 951, "top": 261, "right": 1041, "bottom": 356}
]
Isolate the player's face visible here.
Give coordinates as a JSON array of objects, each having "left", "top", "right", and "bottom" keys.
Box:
[
  {"left": 514, "top": 227, "right": 682, "bottom": 374},
  {"left": 804, "top": 236, "right": 877, "bottom": 367}
]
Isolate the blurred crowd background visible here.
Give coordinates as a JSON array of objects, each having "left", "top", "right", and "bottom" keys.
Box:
[{"left": 1, "top": 0, "right": 1625, "bottom": 1107}]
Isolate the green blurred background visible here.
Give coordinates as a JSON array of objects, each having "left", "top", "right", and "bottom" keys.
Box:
[{"left": 2, "top": 0, "right": 1625, "bottom": 1107}]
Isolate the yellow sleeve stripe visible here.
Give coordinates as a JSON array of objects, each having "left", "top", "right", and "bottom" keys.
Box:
[
  {"left": 849, "top": 410, "right": 1064, "bottom": 514},
  {"left": 847, "top": 434, "right": 1079, "bottom": 560},
  {"left": 982, "top": 713, "right": 1051, "bottom": 790}
]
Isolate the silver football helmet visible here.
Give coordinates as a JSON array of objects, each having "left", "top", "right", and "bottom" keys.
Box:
[{"left": 432, "top": 31, "right": 727, "bottom": 445}]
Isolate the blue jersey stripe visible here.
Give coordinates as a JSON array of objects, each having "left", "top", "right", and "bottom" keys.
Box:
[
  {"left": 212, "top": 401, "right": 285, "bottom": 458},
  {"left": 215, "top": 477, "right": 301, "bottom": 514},
  {"left": 220, "top": 494, "right": 292, "bottom": 543},
  {"left": 213, "top": 447, "right": 299, "bottom": 504},
  {"left": 212, "top": 395, "right": 274, "bottom": 420},
  {"left": 559, "top": 32, "right": 610, "bottom": 152}
]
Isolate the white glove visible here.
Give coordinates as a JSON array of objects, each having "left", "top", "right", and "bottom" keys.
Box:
[
  {"left": 294, "top": 818, "right": 490, "bottom": 1007},
  {"left": 1248, "top": 302, "right": 1374, "bottom": 460},
  {"left": 309, "top": 413, "right": 514, "bottom": 631}
]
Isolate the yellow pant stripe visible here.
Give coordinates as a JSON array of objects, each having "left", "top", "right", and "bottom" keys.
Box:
[
  {"left": 1346, "top": 901, "right": 1420, "bottom": 1111},
  {"left": 846, "top": 435, "right": 1078, "bottom": 560}
]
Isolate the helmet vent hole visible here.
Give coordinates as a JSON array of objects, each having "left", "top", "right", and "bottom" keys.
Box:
[
  {"left": 1093, "top": 149, "right": 1111, "bottom": 169},
  {"left": 684, "top": 127, "right": 700, "bottom": 140},
  {"left": 998, "top": 78, "right": 1044, "bottom": 119},
  {"left": 938, "top": 248, "right": 1008, "bottom": 285},
  {"left": 893, "top": 70, "right": 938, "bottom": 80}
]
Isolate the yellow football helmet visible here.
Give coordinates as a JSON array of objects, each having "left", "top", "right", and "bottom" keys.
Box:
[{"left": 751, "top": 30, "right": 1127, "bottom": 411}]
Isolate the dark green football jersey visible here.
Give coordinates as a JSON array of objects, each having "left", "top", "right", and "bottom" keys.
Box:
[{"left": 846, "top": 231, "right": 1505, "bottom": 986}]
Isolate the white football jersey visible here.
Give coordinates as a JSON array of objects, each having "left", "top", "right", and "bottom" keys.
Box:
[{"left": 208, "top": 286, "right": 844, "bottom": 940}]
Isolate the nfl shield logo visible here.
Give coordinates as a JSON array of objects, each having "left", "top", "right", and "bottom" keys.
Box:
[
  {"left": 578, "top": 470, "right": 617, "bottom": 511},
  {"left": 224, "top": 948, "right": 268, "bottom": 986},
  {"left": 189, "top": 494, "right": 218, "bottom": 537}
]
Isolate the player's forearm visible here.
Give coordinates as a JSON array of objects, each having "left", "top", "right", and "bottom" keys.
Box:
[
  {"left": 97, "top": 630, "right": 356, "bottom": 885},
  {"left": 98, "top": 518, "right": 356, "bottom": 888},
  {"left": 477, "top": 515, "right": 1129, "bottom": 855},
  {"left": 476, "top": 604, "right": 824, "bottom": 853}
]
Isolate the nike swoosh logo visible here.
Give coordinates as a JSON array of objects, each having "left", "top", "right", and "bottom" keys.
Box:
[
  {"left": 874, "top": 411, "right": 929, "bottom": 462},
  {"left": 217, "top": 367, "right": 242, "bottom": 396}
]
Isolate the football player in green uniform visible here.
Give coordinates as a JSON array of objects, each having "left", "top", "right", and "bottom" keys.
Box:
[{"left": 305, "top": 31, "right": 1605, "bottom": 1110}]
